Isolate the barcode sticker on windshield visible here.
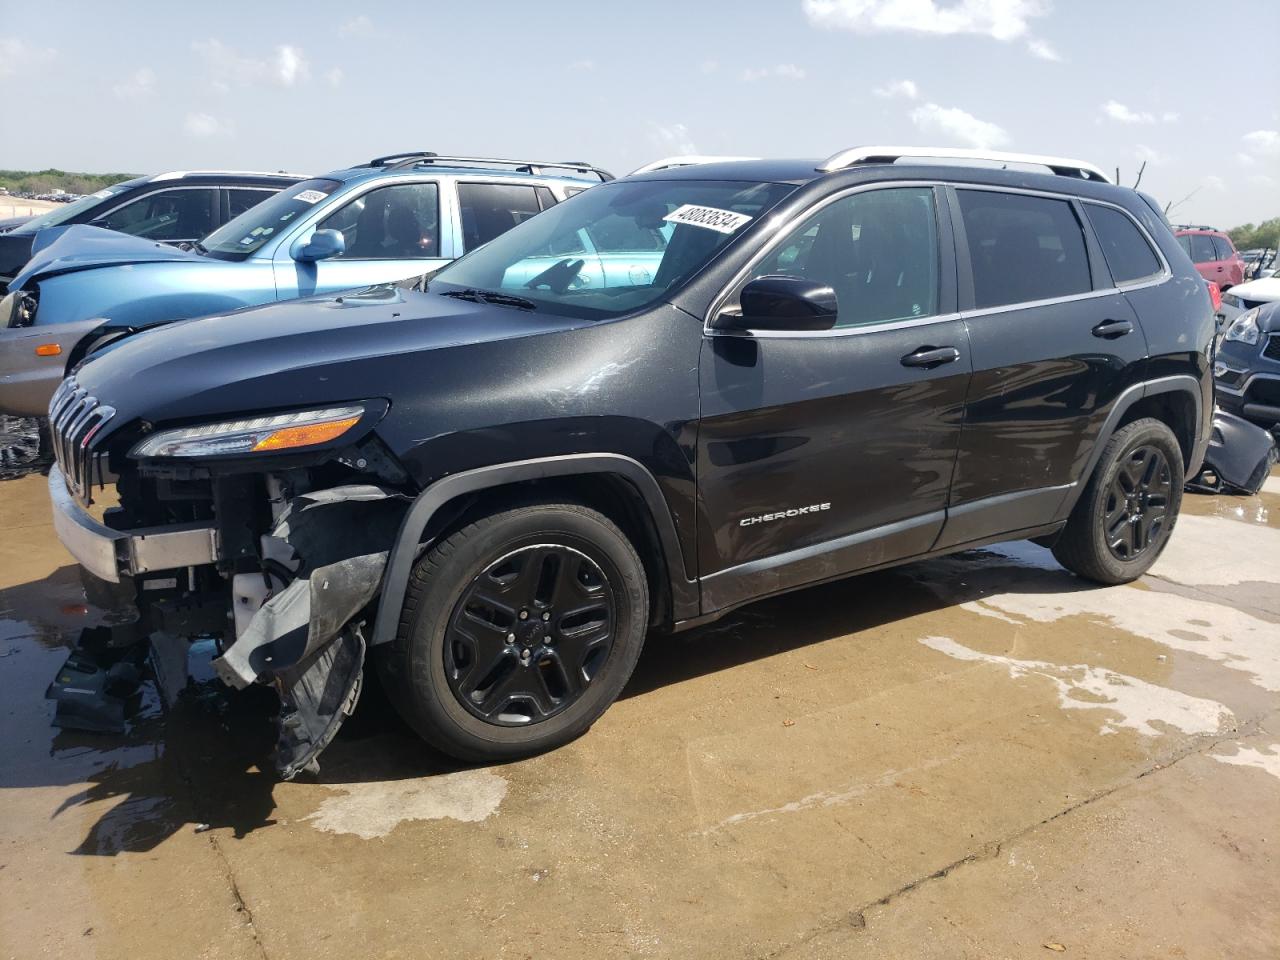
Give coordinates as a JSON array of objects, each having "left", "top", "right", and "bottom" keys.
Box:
[
  {"left": 293, "top": 189, "right": 328, "bottom": 204},
  {"left": 663, "top": 204, "right": 753, "bottom": 234}
]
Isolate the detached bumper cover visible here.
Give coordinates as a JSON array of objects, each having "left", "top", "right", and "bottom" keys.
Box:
[{"left": 48, "top": 464, "right": 220, "bottom": 582}]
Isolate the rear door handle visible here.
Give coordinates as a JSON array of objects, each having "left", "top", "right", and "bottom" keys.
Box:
[
  {"left": 901, "top": 346, "right": 960, "bottom": 368},
  {"left": 1091, "top": 319, "right": 1133, "bottom": 339}
]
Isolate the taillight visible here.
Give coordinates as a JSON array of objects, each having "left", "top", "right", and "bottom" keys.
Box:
[{"left": 1206, "top": 280, "right": 1222, "bottom": 311}]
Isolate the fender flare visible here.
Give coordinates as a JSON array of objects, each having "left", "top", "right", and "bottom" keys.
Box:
[
  {"left": 370, "top": 453, "right": 697, "bottom": 646},
  {"left": 1057, "top": 374, "right": 1206, "bottom": 518}
]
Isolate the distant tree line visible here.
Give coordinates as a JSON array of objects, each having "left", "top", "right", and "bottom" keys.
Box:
[
  {"left": 1228, "top": 217, "right": 1280, "bottom": 251},
  {"left": 0, "top": 169, "right": 138, "bottom": 195}
]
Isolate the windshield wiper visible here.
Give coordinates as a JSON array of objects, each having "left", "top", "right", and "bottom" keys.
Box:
[
  {"left": 441, "top": 288, "right": 538, "bottom": 310},
  {"left": 189, "top": 240, "right": 208, "bottom": 255}
]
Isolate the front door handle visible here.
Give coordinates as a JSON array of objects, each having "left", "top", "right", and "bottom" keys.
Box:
[
  {"left": 901, "top": 345, "right": 961, "bottom": 369},
  {"left": 1091, "top": 319, "right": 1133, "bottom": 339}
]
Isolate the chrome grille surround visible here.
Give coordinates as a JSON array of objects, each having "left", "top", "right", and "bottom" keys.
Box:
[{"left": 48, "top": 376, "right": 116, "bottom": 505}]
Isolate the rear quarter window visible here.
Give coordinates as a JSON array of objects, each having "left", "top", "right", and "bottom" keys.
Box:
[{"left": 1085, "top": 204, "right": 1162, "bottom": 284}]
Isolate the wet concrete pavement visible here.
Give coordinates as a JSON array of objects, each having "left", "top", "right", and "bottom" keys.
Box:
[{"left": 2, "top": 470, "right": 1278, "bottom": 959}]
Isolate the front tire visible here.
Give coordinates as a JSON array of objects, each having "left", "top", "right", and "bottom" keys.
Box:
[
  {"left": 380, "top": 502, "right": 649, "bottom": 764},
  {"left": 1052, "top": 418, "right": 1184, "bottom": 584}
]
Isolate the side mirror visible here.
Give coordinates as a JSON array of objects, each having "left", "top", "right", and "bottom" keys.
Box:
[
  {"left": 714, "top": 275, "right": 838, "bottom": 332},
  {"left": 293, "top": 228, "right": 346, "bottom": 262}
]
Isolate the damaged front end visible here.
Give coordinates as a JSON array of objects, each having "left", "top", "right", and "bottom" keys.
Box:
[{"left": 47, "top": 384, "right": 415, "bottom": 778}]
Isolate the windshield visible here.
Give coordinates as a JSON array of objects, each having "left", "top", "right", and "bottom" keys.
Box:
[
  {"left": 202, "top": 178, "right": 342, "bottom": 260},
  {"left": 428, "top": 178, "right": 796, "bottom": 319},
  {"left": 12, "top": 180, "right": 142, "bottom": 235}
]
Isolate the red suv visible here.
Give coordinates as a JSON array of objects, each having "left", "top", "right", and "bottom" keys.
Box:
[{"left": 1175, "top": 227, "right": 1245, "bottom": 290}]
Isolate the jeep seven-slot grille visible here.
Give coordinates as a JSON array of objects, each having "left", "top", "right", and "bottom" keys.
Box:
[
  {"left": 49, "top": 376, "right": 116, "bottom": 505},
  {"left": 1263, "top": 335, "right": 1280, "bottom": 362}
]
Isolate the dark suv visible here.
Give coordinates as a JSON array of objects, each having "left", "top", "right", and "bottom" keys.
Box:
[{"left": 46, "top": 147, "right": 1213, "bottom": 776}]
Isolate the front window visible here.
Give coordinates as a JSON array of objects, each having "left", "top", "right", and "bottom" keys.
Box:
[
  {"left": 428, "top": 178, "right": 796, "bottom": 320},
  {"left": 12, "top": 180, "right": 141, "bottom": 235},
  {"left": 202, "top": 178, "right": 343, "bottom": 260},
  {"left": 318, "top": 182, "right": 440, "bottom": 259},
  {"left": 737, "top": 186, "right": 940, "bottom": 328}
]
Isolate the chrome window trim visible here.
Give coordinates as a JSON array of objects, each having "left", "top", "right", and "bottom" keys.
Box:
[
  {"left": 703, "top": 179, "right": 1175, "bottom": 340},
  {"left": 703, "top": 179, "right": 946, "bottom": 338}
]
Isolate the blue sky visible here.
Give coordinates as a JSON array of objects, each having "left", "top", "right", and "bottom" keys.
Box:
[{"left": 1, "top": 0, "right": 1276, "bottom": 227}]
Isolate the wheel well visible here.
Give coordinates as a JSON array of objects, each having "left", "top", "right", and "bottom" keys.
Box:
[
  {"left": 1114, "top": 390, "right": 1196, "bottom": 468},
  {"left": 421, "top": 474, "right": 676, "bottom": 631}
]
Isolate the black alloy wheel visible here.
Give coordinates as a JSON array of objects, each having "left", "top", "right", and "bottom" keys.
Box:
[
  {"left": 1102, "top": 444, "right": 1172, "bottom": 561},
  {"left": 445, "top": 543, "right": 616, "bottom": 725}
]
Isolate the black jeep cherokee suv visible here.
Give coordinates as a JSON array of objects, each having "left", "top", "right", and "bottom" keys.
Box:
[{"left": 46, "top": 147, "right": 1213, "bottom": 776}]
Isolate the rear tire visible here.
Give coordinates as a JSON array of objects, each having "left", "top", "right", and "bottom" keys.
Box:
[
  {"left": 379, "top": 502, "right": 648, "bottom": 764},
  {"left": 1052, "top": 418, "right": 1184, "bottom": 584}
]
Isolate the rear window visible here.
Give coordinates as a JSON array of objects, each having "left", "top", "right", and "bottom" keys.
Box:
[
  {"left": 1085, "top": 204, "right": 1162, "bottom": 284},
  {"left": 958, "top": 190, "right": 1092, "bottom": 309}
]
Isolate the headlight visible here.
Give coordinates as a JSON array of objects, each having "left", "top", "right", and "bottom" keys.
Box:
[
  {"left": 0, "top": 289, "right": 36, "bottom": 329},
  {"left": 1223, "top": 308, "right": 1260, "bottom": 345},
  {"left": 1222, "top": 293, "right": 1240, "bottom": 309},
  {"left": 131, "top": 405, "right": 367, "bottom": 458}
]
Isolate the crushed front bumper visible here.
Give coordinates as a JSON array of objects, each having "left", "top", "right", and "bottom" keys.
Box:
[{"left": 48, "top": 464, "right": 221, "bottom": 582}]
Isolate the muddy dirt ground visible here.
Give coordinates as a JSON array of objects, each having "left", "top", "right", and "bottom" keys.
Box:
[{"left": 2, "top": 467, "right": 1278, "bottom": 959}]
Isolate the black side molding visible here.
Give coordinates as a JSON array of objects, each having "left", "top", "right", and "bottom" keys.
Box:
[{"left": 371, "top": 454, "right": 696, "bottom": 646}]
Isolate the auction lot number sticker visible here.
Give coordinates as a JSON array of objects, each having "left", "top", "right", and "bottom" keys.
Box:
[{"left": 662, "top": 204, "right": 753, "bottom": 234}]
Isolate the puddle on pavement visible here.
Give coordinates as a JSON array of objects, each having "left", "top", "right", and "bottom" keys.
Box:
[
  {"left": 1182, "top": 466, "right": 1280, "bottom": 530},
  {"left": 919, "top": 634, "right": 1235, "bottom": 738}
]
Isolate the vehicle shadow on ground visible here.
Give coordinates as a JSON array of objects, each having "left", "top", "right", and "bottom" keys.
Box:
[{"left": 2, "top": 545, "right": 1090, "bottom": 856}]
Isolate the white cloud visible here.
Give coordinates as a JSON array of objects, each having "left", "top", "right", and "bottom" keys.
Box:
[
  {"left": 910, "top": 101, "right": 1009, "bottom": 149},
  {"left": 325, "top": 67, "right": 344, "bottom": 88},
  {"left": 873, "top": 78, "right": 918, "bottom": 99},
  {"left": 338, "top": 15, "right": 375, "bottom": 37},
  {"left": 648, "top": 121, "right": 698, "bottom": 155},
  {"left": 1237, "top": 151, "right": 1257, "bottom": 167},
  {"left": 1101, "top": 100, "right": 1178, "bottom": 125},
  {"left": 741, "top": 63, "right": 807, "bottom": 81},
  {"left": 183, "top": 112, "right": 231, "bottom": 138},
  {"left": 1026, "top": 38, "right": 1061, "bottom": 61},
  {"left": 1242, "top": 129, "right": 1280, "bottom": 156},
  {"left": 802, "top": 0, "right": 1050, "bottom": 41},
  {"left": 112, "top": 66, "right": 156, "bottom": 99},
  {"left": 193, "top": 39, "right": 311, "bottom": 90},
  {"left": 1203, "top": 175, "right": 1226, "bottom": 192},
  {"left": 1134, "top": 144, "right": 1169, "bottom": 165},
  {"left": 0, "top": 36, "right": 56, "bottom": 77},
  {"left": 1101, "top": 100, "right": 1153, "bottom": 124},
  {"left": 567, "top": 59, "right": 595, "bottom": 71},
  {"left": 275, "top": 45, "right": 309, "bottom": 86}
]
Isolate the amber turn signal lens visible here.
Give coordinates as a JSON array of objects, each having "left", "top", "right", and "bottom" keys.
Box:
[
  {"left": 251, "top": 416, "right": 361, "bottom": 451},
  {"left": 35, "top": 343, "right": 62, "bottom": 357}
]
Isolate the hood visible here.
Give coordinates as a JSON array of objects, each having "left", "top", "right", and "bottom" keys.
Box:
[
  {"left": 0, "top": 215, "right": 33, "bottom": 234},
  {"left": 1229, "top": 275, "right": 1280, "bottom": 303},
  {"left": 9, "top": 224, "right": 206, "bottom": 289},
  {"left": 73, "top": 284, "right": 595, "bottom": 427}
]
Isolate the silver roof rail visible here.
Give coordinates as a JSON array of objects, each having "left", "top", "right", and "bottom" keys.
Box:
[
  {"left": 148, "top": 170, "right": 311, "bottom": 182},
  {"left": 628, "top": 155, "right": 760, "bottom": 176},
  {"left": 367, "top": 152, "right": 613, "bottom": 182},
  {"left": 817, "top": 146, "right": 1111, "bottom": 183}
]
